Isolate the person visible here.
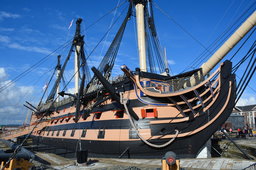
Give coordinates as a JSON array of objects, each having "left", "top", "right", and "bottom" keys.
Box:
[
  {"left": 243, "top": 127, "right": 248, "bottom": 138},
  {"left": 249, "top": 128, "right": 253, "bottom": 137},
  {"left": 237, "top": 128, "right": 241, "bottom": 138}
]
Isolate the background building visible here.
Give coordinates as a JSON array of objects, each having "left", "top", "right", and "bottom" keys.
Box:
[{"left": 223, "top": 104, "right": 256, "bottom": 130}]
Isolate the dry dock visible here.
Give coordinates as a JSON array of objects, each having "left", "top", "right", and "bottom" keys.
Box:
[
  {"left": 33, "top": 155, "right": 256, "bottom": 170},
  {"left": 1, "top": 138, "right": 256, "bottom": 169}
]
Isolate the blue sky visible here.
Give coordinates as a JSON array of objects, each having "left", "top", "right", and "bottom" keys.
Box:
[{"left": 0, "top": 0, "right": 255, "bottom": 125}]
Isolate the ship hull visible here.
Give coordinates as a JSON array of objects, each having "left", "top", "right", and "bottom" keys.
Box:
[
  {"left": 31, "top": 98, "right": 234, "bottom": 159},
  {"left": 31, "top": 60, "right": 236, "bottom": 158},
  {"left": 31, "top": 89, "right": 235, "bottom": 158}
]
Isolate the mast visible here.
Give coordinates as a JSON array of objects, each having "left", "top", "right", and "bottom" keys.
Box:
[
  {"left": 163, "top": 47, "right": 169, "bottom": 74},
  {"left": 74, "top": 46, "right": 81, "bottom": 95},
  {"left": 134, "top": 0, "right": 147, "bottom": 72},
  {"left": 45, "top": 19, "right": 84, "bottom": 102},
  {"left": 56, "top": 55, "right": 61, "bottom": 102},
  {"left": 74, "top": 18, "right": 83, "bottom": 94}
]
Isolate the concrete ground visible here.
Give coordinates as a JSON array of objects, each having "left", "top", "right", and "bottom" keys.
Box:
[
  {"left": 1, "top": 138, "right": 256, "bottom": 169},
  {"left": 32, "top": 154, "right": 256, "bottom": 170}
]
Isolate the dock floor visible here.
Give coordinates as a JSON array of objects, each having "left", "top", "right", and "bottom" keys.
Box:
[
  {"left": 1, "top": 137, "right": 256, "bottom": 169},
  {"left": 32, "top": 154, "right": 256, "bottom": 170}
]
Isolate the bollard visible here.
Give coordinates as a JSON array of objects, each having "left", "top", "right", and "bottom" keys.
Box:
[
  {"left": 162, "top": 151, "right": 180, "bottom": 170},
  {"left": 0, "top": 159, "right": 32, "bottom": 170},
  {"left": 76, "top": 150, "right": 88, "bottom": 164}
]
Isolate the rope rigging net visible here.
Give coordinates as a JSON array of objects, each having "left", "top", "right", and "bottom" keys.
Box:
[
  {"left": 144, "top": 0, "right": 167, "bottom": 74},
  {"left": 85, "top": 3, "right": 132, "bottom": 92}
]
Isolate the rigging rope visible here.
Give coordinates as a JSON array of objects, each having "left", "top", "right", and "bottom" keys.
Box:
[
  {"left": 153, "top": 1, "right": 212, "bottom": 57},
  {"left": 138, "top": 0, "right": 168, "bottom": 74},
  {"left": 228, "top": 37, "right": 256, "bottom": 105},
  {"left": 98, "top": 4, "right": 132, "bottom": 77},
  {"left": 85, "top": 5, "right": 128, "bottom": 61},
  {"left": 230, "top": 28, "right": 256, "bottom": 61},
  {"left": 232, "top": 41, "right": 256, "bottom": 73},
  {"left": 1, "top": 59, "right": 85, "bottom": 168},
  {"left": 235, "top": 50, "right": 256, "bottom": 105},
  {"left": 182, "top": 2, "right": 256, "bottom": 72},
  {"left": 145, "top": 17, "right": 165, "bottom": 73},
  {"left": 46, "top": 43, "right": 75, "bottom": 102},
  {"left": 99, "top": 0, "right": 121, "bottom": 59},
  {"left": 39, "top": 67, "right": 57, "bottom": 105},
  {"left": 1, "top": 111, "right": 49, "bottom": 169},
  {"left": 237, "top": 75, "right": 256, "bottom": 95},
  {"left": 152, "top": 1, "right": 255, "bottom": 73},
  {"left": 0, "top": 40, "right": 72, "bottom": 94},
  {"left": 86, "top": 4, "right": 131, "bottom": 92},
  {"left": 2, "top": 37, "right": 94, "bottom": 166},
  {"left": 85, "top": 0, "right": 127, "bottom": 31},
  {"left": 0, "top": 1, "right": 128, "bottom": 95},
  {"left": 120, "top": 92, "right": 179, "bottom": 148}
]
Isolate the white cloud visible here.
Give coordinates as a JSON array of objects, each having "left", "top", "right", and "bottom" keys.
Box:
[
  {"left": 237, "top": 96, "right": 256, "bottom": 106},
  {"left": 51, "top": 24, "right": 67, "bottom": 31},
  {"left": 0, "top": 106, "right": 20, "bottom": 114},
  {"left": 66, "top": 87, "right": 75, "bottom": 94},
  {"left": 88, "top": 56, "right": 102, "bottom": 68},
  {"left": 0, "top": 27, "right": 15, "bottom": 32},
  {"left": 55, "top": 10, "right": 65, "bottom": 21},
  {"left": 0, "top": 67, "right": 34, "bottom": 125},
  {"left": 7, "top": 42, "right": 52, "bottom": 55},
  {"left": 168, "top": 59, "right": 175, "bottom": 65},
  {"left": 0, "top": 34, "right": 52, "bottom": 55},
  {"left": 20, "top": 27, "right": 41, "bottom": 34},
  {"left": 0, "top": 11, "right": 20, "bottom": 20},
  {"left": 22, "top": 8, "right": 31, "bottom": 12},
  {"left": 0, "top": 35, "right": 11, "bottom": 43},
  {"left": 19, "top": 86, "right": 34, "bottom": 94},
  {"left": 0, "top": 67, "right": 7, "bottom": 80}
]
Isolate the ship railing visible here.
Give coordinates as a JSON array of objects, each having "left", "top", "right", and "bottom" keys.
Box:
[
  {"left": 166, "top": 70, "right": 211, "bottom": 92},
  {"left": 137, "top": 67, "right": 221, "bottom": 96},
  {"left": 86, "top": 75, "right": 126, "bottom": 93},
  {"left": 109, "top": 75, "right": 126, "bottom": 84},
  {"left": 53, "top": 96, "right": 74, "bottom": 108},
  {"left": 37, "top": 96, "right": 74, "bottom": 113}
]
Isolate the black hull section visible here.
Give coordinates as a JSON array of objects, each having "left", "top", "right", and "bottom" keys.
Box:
[{"left": 32, "top": 136, "right": 197, "bottom": 158}]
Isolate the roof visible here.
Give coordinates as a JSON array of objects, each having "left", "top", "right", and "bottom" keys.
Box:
[
  {"left": 236, "top": 104, "right": 256, "bottom": 112},
  {"left": 233, "top": 106, "right": 242, "bottom": 112},
  {"left": 230, "top": 113, "right": 244, "bottom": 117}
]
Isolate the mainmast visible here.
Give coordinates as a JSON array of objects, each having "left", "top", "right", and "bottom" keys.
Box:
[
  {"left": 56, "top": 55, "right": 61, "bottom": 102},
  {"left": 134, "top": 0, "right": 147, "bottom": 72},
  {"left": 74, "top": 18, "right": 83, "bottom": 94}
]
